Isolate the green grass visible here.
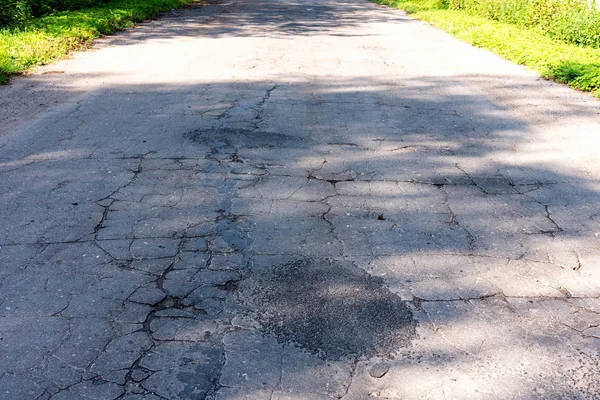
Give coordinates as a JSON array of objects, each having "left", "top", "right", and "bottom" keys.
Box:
[
  {"left": 0, "top": 0, "right": 196, "bottom": 83},
  {"left": 373, "top": 0, "right": 600, "bottom": 97}
]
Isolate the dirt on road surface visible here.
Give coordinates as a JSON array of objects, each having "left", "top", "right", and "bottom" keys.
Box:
[{"left": 1, "top": 0, "right": 600, "bottom": 399}]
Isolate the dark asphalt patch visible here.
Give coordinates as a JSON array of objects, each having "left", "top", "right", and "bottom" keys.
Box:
[
  {"left": 240, "top": 259, "right": 416, "bottom": 360},
  {"left": 185, "top": 128, "right": 309, "bottom": 149}
]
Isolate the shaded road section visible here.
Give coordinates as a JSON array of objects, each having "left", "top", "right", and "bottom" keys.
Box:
[{"left": 1, "top": 0, "right": 600, "bottom": 399}]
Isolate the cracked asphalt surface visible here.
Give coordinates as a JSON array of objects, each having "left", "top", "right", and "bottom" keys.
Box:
[{"left": 1, "top": 0, "right": 600, "bottom": 398}]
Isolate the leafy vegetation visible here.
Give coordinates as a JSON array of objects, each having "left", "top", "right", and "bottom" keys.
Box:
[
  {"left": 374, "top": 0, "right": 600, "bottom": 97},
  {"left": 0, "top": 0, "right": 195, "bottom": 83},
  {"left": 443, "top": 0, "right": 600, "bottom": 48},
  {"left": 1, "top": 0, "right": 137, "bottom": 26}
]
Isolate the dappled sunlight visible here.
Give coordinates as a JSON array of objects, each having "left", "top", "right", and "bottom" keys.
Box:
[{"left": 1, "top": 0, "right": 600, "bottom": 397}]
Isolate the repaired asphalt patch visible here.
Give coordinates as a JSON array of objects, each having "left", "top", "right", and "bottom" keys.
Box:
[
  {"left": 240, "top": 259, "right": 416, "bottom": 360},
  {"left": 185, "top": 128, "right": 309, "bottom": 149}
]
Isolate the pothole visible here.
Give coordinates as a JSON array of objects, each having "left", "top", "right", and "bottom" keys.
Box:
[{"left": 240, "top": 258, "right": 416, "bottom": 360}]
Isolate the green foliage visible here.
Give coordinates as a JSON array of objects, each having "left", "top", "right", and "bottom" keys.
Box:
[
  {"left": 0, "top": 0, "right": 28, "bottom": 25},
  {"left": 384, "top": 0, "right": 600, "bottom": 49},
  {"left": 546, "top": 10, "right": 600, "bottom": 48},
  {"left": 549, "top": 61, "right": 600, "bottom": 91},
  {"left": 429, "top": 0, "right": 600, "bottom": 48},
  {"left": 0, "top": 0, "right": 115, "bottom": 26},
  {"left": 372, "top": 0, "right": 600, "bottom": 97},
  {"left": 0, "top": 0, "right": 194, "bottom": 83}
]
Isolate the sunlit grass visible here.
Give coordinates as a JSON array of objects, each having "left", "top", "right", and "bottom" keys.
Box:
[{"left": 0, "top": 0, "right": 195, "bottom": 83}]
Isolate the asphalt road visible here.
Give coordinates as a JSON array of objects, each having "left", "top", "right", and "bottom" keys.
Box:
[{"left": 1, "top": 0, "right": 600, "bottom": 399}]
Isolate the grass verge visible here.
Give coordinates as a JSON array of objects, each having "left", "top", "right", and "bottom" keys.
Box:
[
  {"left": 373, "top": 0, "right": 600, "bottom": 97},
  {"left": 0, "top": 0, "right": 196, "bottom": 84}
]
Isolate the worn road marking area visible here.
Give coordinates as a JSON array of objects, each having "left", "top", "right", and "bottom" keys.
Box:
[{"left": 1, "top": 0, "right": 600, "bottom": 398}]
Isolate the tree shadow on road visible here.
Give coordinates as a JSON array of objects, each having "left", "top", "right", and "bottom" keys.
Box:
[
  {"left": 1, "top": 71, "right": 600, "bottom": 399},
  {"left": 98, "top": 0, "right": 408, "bottom": 47}
]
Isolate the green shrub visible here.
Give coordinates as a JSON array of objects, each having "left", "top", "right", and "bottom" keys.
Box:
[
  {"left": 0, "top": 0, "right": 28, "bottom": 25},
  {"left": 545, "top": 11, "right": 600, "bottom": 47},
  {"left": 432, "top": 0, "right": 449, "bottom": 9},
  {"left": 0, "top": 0, "right": 113, "bottom": 26},
  {"left": 547, "top": 61, "right": 600, "bottom": 91},
  {"left": 438, "top": 0, "right": 600, "bottom": 48}
]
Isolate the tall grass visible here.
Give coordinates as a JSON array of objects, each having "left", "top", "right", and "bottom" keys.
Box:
[{"left": 441, "top": 0, "right": 600, "bottom": 48}]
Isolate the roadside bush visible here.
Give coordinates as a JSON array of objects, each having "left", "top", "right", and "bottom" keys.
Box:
[
  {"left": 0, "top": 0, "right": 111, "bottom": 26},
  {"left": 0, "top": 0, "right": 28, "bottom": 25},
  {"left": 546, "top": 10, "right": 600, "bottom": 47},
  {"left": 547, "top": 61, "right": 600, "bottom": 90},
  {"left": 526, "top": 0, "right": 575, "bottom": 26},
  {"left": 443, "top": 0, "right": 600, "bottom": 48}
]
